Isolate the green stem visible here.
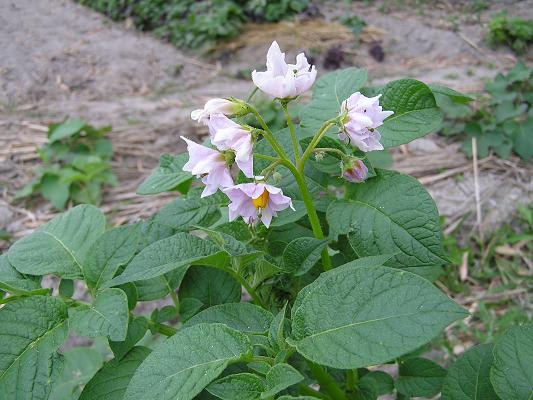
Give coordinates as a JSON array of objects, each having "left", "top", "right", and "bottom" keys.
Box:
[
  {"left": 149, "top": 320, "right": 177, "bottom": 336},
  {"left": 298, "top": 384, "right": 331, "bottom": 399},
  {"left": 227, "top": 269, "right": 267, "bottom": 309},
  {"left": 260, "top": 160, "right": 282, "bottom": 178},
  {"left": 246, "top": 355, "right": 275, "bottom": 365},
  {"left": 299, "top": 120, "right": 336, "bottom": 171},
  {"left": 314, "top": 147, "right": 347, "bottom": 159},
  {"left": 307, "top": 362, "right": 347, "bottom": 400},
  {"left": 164, "top": 276, "right": 180, "bottom": 313},
  {"left": 246, "top": 87, "right": 259, "bottom": 102},
  {"left": 281, "top": 102, "right": 301, "bottom": 163},
  {"left": 346, "top": 369, "right": 359, "bottom": 393}
]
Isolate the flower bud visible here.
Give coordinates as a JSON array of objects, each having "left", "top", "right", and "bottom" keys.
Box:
[
  {"left": 191, "top": 98, "right": 243, "bottom": 125},
  {"left": 342, "top": 158, "right": 368, "bottom": 183}
]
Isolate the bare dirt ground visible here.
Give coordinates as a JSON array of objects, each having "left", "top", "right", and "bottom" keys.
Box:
[{"left": 0, "top": 0, "right": 532, "bottom": 246}]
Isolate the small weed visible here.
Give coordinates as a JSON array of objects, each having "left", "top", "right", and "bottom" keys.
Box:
[{"left": 487, "top": 11, "right": 533, "bottom": 54}]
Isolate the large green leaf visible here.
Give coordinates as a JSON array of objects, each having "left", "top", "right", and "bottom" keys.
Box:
[
  {"left": 442, "top": 343, "right": 499, "bottom": 400},
  {"left": 288, "top": 265, "right": 467, "bottom": 368},
  {"left": 49, "top": 347, "right": 104, "bottom": 400},
  {"left": 102, "top": 233, "right": 226, "bottom": 287},
  {"left": 282, "top": 237, "right": 328, "bottom": 276},
  {"left": 124, "top": 323, "right": 252, "bottom": 400},
  {"left": 49, "top": 118, "right": 85, "bottom": 142},
  {"left": 327, "top": 170, "right": 448, "bottom": 269},
  {"left": 299, "top": 68, "right": 368, "bottom": 137},
  {"left": 137, "top": 153, "right": 192, "bottom": 195},
  {"left": 262, "top": 363, "right": 304, "bottom": 399},
  {"left": 491, "top": 323, "right": 533, "bottom": 400},
  {"left": 84, "top": 224, "right": 141, "bottom": 291},
  {"left": 7, "top": 205, "right": 106, "bottom": 279},
  {"left": 179, "top": 266, "right": 241, "bottom": 315},
  {"left": 154, "top": 191, "right": 228, "bottom": 231},
  {"left": 379, "top": 79, "right": 443, "bottom": 148},
  {"left": 0, "top": 254, "right": 41, "bottom": 293},
  {"left": 185, "top": 303, "right": 273, "bottom": 334},
  {"left": 79, "top": 346, "right": 151, "bottom": 400},
  {"left": 207, "top": 373, "right": 265, "bottom": 400},
  {"left": 0, "top": 296, "right": 68, "bottom": 399},
  {"left": 110, "top": 316, "right": 150, "bottom": 361},
  {"left": 69, "top": 288, "right": 129, "bottom": 341},
  {"left": 395, "top": 357, "right": 447, "bottom": 398}
]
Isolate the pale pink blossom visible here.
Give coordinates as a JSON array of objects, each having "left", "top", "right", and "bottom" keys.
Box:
[
  {"left": 224, "top": 182, "right": 294, "bottom": 228},
  {"left": 252, "top": 41, "right": 317, "bottom": 99},
  {"left": 181, "top": 136, "right": 234, "bottom": 197},
  {"left": 191, "top": 98, "right": 238, "bottom": 125},
  {"left": 342, "top": 159, "right": 368, "bottom": 183},
  {"left": 339, "top": 92, "right": 394, "bottom": 152},
  {"left": 208, "top": 114, "right": 253, "bottom": 178}
]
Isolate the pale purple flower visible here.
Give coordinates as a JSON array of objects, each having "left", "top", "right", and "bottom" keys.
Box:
[
  {"left": 191, "top": 98, "right": 239, "bottom": 125},
  {"left": 224, "top": 182, "right": 294, "bottom": 228},
  {"left": 181, "top": 136, "right": 234, "bottom": 197},
  {"left": 342, "top": 159, "right": 368, "bottom": 183},
  {"left": 252, "top": 41, "right": 317, "bottom": 99},
  {"left": 339, "top": 92, "right": 394, "bottom": 152},
  {"left": 208, "top": 114, "right": 253, "bottom": 178}
]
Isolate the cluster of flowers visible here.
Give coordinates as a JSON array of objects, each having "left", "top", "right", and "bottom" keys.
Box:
[{"left": 182, "top": 41, "right": 393, "bottom": 227}]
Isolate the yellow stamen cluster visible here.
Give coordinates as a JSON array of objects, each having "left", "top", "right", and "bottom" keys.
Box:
[{"left": 252, "top": 189, "right": 269, "bottom": 209}]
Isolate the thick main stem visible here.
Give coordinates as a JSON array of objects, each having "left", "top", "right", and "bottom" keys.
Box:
[{"left": 307, "top": 362, "right": 347, "bottom": 400}]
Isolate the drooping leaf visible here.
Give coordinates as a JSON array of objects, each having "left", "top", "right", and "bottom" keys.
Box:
[
  {"left": 0, "top": 296, "right": 68, "bottom": 399},
  {"left": 327, "top": 170, "right": 448, "bottom": 269},
  {"left": 102, "top": 233, "right": 226, "bottom": 287},
  {"left": 110, "top": 316, "right": 150, "bottom": 361},
  {"left": 137, "top": 153, "right": 192, "bottom": 195},
  {"left": 395, "top": 357, "right": 447, "bottom": 398},
  {"left": 490, "top": 323, "right": 533, "bottom": 400},
  {"left": 299, "top": 68, "right": 368, "bottom": 137},
  {"left": 84, "top": 223, "right": 141, "bottom": 291},
  {"left": 379, "top": 79, "right": 443, "bottom": 148},
  {"left": 69, "top": 288, "right": 129, "bottom": 341},
  {"left": 442, "top": 343, "right": 499, "bottom": 400},
  {"left": 288, "top": 265, "right": 467, "bottom": 368},
  {"left": 124, "top": 323, "right": 252, "bottom": 400},
  {"left": 49, "top": 118, "right": 85, "bottom": 142},
  {"left": 429, "top": 84, "right": 474, "bottom": 105},
  {"left": 154, "top": 191, "right": 228, "bottom": 231},
  {"left": 49, "top": 347, "right": 104, "bottom": 400},
  {"left": 185, "top": 303, "right": 273, "bottom": 334},
  {"left": 7, "top": 205, "right": 106, "bottom": 279},
  {"left": 207, "top": 373, "right": 265, "bottom": 400},
  {"left": 0, "top": 254, "right": 41, "bottom": 293},
  {"left": 79, "top": 346, "right": 151, "bottom": 400},
  {"left": 262, "top": 363, "right": 304, "bottom": 398}
]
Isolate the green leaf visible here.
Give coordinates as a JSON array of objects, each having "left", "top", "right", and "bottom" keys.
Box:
[
  {"left": 69, "top": 288, "right": 129, "bottom": 341},
  {"left": 49, "top": 347, "right": 104, "bottom": 400},
  {"left": 395, "top": 357, "right": 447, "bottom": 398},
  {"left": 84, "top": 224, "right": 141, "bottom": 291},
  {"left": 179, "top": 266, "right": 241, "bottom": 313},
  {"left": 207, "top": 373, "right": 265, "bottom": 400},
  {"left": 282, "top": 237, "right": 328, "bottom": 276},
  {"left": 491, "top": 323, "right": 533, "bottom": 400},
  {"left": 137, "top": 154, "right": 192, "bottom": 195},
  {"left": 0, "top": 296, "right": 68, "bottom": 399},
  {"left": 299, "top": 68, "right": 368, "bottom": 137},
  {"left": 514, "top": 117, "right": 533, "bottom": 161},
  {"left": 102, "top": 232, "right": 226, "bottom": 287},
  {"left": 154, "top": 191, "right": 228, "bottom": 231},
  {"left": 124, "top": 323, "right": 252, "bottom": 400},
  {"left": 79, "top": 346, "right": 151, "bottom": 400},
  {"left": 360, "top": 370, "right": 394, "bottom": 396},
  {"left": 379, "top": 79, "right": 443, "bottom": 148},
  {"left": 269, "top": 304, "right": 288, "bottom": 352},
  {"left": 58, "top": 278, "right": 74, "bottom": 297},
  {"left": 110, "top": 316, "right": 150, "bottom": 361},
  {"left": 0, "top": 254, "right": 41, "bottom": 293},
  {"left": 288, "top": 265, "right": 467, "bottom": 368},
  {"left": 41, "top": 173, "right": 70, "bottom": 210},
  {"left": 185, "top": 303, "right": 273, "bottom": 334},
  {"left": 7, "top": 204, "right": 106, "bottom": 279},
  {"left": 429, "top": 84, "right": 474, "bottom": 104},
  {"left": 200, "top": 229, "right": 263, "bottom": 268},
  {"left": 442, "top": 343, "right": 499, "bottom": 400},
  {"left": 262, "top": 363, "right": 304, "bottom": 398},
  {"left": 277, "top": 397, "right": 316, "bottom": 400},
  {"left": 327, "top": 170, "right": 448, "bottom": 269},
  {"left": 49, "top": 118, "right": 85, "bottom": 142}
]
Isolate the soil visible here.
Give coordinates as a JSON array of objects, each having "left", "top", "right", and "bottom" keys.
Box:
[{"left": 1, "top": 0, "right": 532, "bottom": 241}]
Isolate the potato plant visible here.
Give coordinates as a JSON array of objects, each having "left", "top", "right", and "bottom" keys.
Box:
[{"left": 1, "top": 42, "right": 531, "bottom": 400}]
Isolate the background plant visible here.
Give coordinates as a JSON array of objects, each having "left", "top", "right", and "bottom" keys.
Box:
[
  {"left": 487, "top": 11, "right": 533, "bottom": 54},
  {"left": 1, "top": 58, "right": 531, "bottom": 400},
  {"left": 15, "top": 118, "right": 117, "bottom": 210},
  {"left": 437, "top": 62, "right": 533, "bottom": 161}
]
